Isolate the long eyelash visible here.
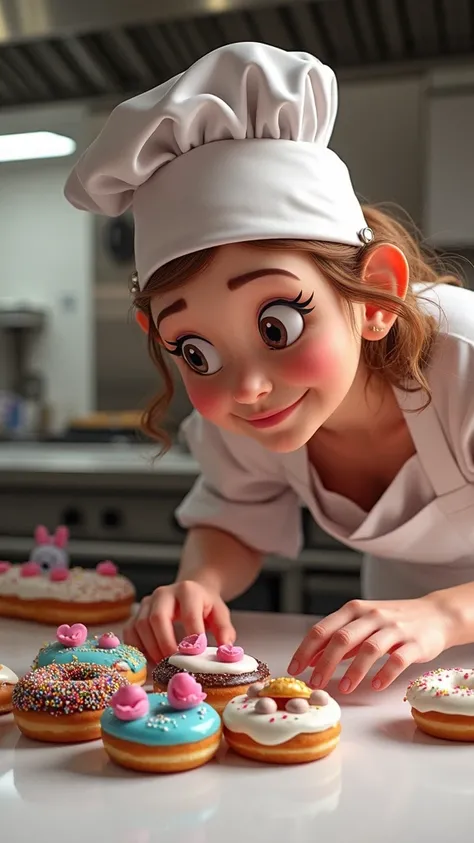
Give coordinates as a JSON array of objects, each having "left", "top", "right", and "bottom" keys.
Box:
[
  {"left": 166, "top": 333, "right": 200, "bottom": 358},
  {"left": 263, "top": 290, "right": 315, "bottom": 315}
]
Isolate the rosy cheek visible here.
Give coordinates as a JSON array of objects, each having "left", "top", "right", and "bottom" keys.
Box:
[
  {"left": 279, "top": 339, "right": 344, "bottom": 386},
  {"left": 184, "top": 377, "right": 227, "bottom": 420}
]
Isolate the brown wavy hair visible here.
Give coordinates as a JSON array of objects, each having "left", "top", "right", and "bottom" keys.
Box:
[{"left": 133, "top": 204, "right": 462, "bottom": 451}]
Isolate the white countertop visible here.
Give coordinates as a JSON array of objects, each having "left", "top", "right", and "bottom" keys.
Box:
[{"left": 2, "top": 611, "right": 473, "bottom": 842}]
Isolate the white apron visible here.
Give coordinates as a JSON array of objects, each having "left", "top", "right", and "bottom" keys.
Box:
[{"left": 283, "top": 386, "right": 474, "bottom": 600}]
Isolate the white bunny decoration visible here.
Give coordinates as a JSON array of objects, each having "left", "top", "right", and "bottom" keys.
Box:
[{"left": 29, "top": 525, "right": 70, "bottom": 572}]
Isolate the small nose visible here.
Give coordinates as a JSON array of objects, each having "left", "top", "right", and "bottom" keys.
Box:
[{"left": 231, "top": 363, "right": 273, "bottom": 405}]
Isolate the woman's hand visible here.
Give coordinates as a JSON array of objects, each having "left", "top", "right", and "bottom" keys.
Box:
[
  {"left": 123, "top": 580, "right": 236, "bottom": 663},
  {"left": 288, "top": 594, "right": 455, "bottom": 694}
]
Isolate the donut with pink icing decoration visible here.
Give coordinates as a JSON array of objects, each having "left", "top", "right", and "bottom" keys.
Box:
[
  {"left": 101, "top": 674, "right": 222, "bottom": 773},
  {"left": 223, "top": 676, "right": 341, "bottom": 764},
  {"left": 153, "top": 633, "right": 270, "bottom": 713},
  {"left": 0, "top": 526, "right": 135, "bottom": 625},
  {"left": 32, "top": 624, "right": 147, "bottom": 686}
]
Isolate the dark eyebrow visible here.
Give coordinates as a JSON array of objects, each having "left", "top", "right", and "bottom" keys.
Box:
[
  {"left": 227, "top": 269, "right": 300, "bottom": 290},
  {"left": 156, "top": 298, "right": 187, "bottom": 330},
  {"left": 157, "top": 269, "right": 299, "bottom": 329}
]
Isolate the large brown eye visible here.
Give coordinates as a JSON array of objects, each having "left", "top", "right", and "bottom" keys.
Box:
[
  {"left": 259, "top": 304, "right": 305, "bottom": 349},
  {"left": 181, "top": 338, "right": 222, "bottom": 375}
]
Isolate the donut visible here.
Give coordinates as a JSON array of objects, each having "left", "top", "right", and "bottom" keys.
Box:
[
  {"left": 152, "top": 634, "right": 269, "bottom": 713},
  {"left": 101, "top": 673, "right": 222, "bottom": 773},
  {"left": 222, "top": 676, "right": 341, "bottom": 764},
  {"left": 33, "top": 624, "right": 147, "bottom": 685},
  {"left": 0, "top": 560, "right": 135, "bottom": 625},
  {"left": 12, "top": 662, "right": 128, "bottom": 743},
  {"left": 0, "top": 664, "right": 19, "bottom": 714},
  {"left": 405, "top": 667, "right": 474, "bottom": 741}
]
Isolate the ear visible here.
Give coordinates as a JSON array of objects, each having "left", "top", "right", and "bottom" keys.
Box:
[
  {"left": 135, "top": 310, "right": 149, "bottom": 334},
  {"left": 362, "top": 243, "right": 409, "bottom": 299},
  {"left": 361, "top": 244, "right": 409, "bottom": 339},
  {"left": 54, "top": 526, "right": 69, "bottom": 548},
  {"left": 34, "top": 525, "right": 50, "bottom": 545}
]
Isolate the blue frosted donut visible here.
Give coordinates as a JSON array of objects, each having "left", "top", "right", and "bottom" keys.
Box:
[
  {"left": 33, "top": 628, "right": 147, "bottom": 685},
  {"left": 101, "top": 685, "right": 222, "bottom": 773}
]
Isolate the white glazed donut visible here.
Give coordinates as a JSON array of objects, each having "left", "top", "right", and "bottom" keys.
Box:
[
  {"left": 223, "top": 676, "right": 341, "bottom": 764},
  {"left": 405, "top": 667, "right": 474, "bottom": 741}
]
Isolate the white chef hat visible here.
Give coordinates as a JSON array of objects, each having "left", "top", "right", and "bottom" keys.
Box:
[{"left": 65, "top": 42, "right": 369, "bottom": 290}]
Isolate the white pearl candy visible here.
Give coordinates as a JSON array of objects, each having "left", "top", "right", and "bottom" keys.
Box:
[
  {"left": 254, "top": 697, "right": 277, "bottom": 714},
  {"left": 247, "top": 682, "right": 265, "bottom": 698},
  {"left": 285, "top": 698, "right": 310, "bottom": 714},
  {"left": 309, "top": 690, "right": 330, "bottom": 706}
]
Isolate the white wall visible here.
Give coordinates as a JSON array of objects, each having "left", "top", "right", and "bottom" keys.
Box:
[
  {"left": 333, "top": 75, "right": 424, "bottom": 225},
  {"left": 0, "top": 105, "right": 94, "bottom": 431}
]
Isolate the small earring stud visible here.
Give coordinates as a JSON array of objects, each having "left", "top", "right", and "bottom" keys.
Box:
[{"left": 369, "top": 325, "right": 385, "bottom": 333}]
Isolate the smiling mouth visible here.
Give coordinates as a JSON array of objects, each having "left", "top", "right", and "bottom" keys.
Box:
[{"left": 244, "top": 392, "right": 308, "bottom": 429}]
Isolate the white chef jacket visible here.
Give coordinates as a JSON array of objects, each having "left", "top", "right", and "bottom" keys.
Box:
[{"left": 175, "top": 283, "right": 474, "bottom": 600}]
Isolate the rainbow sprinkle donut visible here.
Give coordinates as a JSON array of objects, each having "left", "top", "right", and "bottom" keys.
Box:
[{"left": 12, "top": 662, "right": 128, "bottom": 743}]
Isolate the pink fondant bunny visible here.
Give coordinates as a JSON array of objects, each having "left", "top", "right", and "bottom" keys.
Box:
[{"left": 29, "top": 525, "right": 70, "bottom": 573}]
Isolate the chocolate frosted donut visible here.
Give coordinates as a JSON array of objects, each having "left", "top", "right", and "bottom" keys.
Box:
[{"left": 153, "top": 635, "right": 270, "bottom": 713}]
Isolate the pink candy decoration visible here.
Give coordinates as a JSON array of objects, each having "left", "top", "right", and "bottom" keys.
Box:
[
  {"left": 20, "top": 561, "right": 41, "bottom": 578},
  {"left": 111, "top": 685, "right": 149, "bottom": 721},
  {"left": 96, "top": 560, "right": 118, "bottom": 577},
  {"left": 255, "top": 697, "right": 277, "bottom": 715},
  {"left": 309, "top": 690, "right": 330, "bottom": 707},
  {"left": 247, "top": 682, "right": 265, "bottom": 699},
  {"left": 217, "top": 644, "right": 244, "bottom": 663},
  {"left": 0, "top": 561, "right": 11, "bottom": 574},
  {"left": 177, "top": 633, "right": 207, "bottom": 656},
  {"left": 167, "top": 673, "right": 207, "bottom": 710},
  {"left": 49, "top": 568, "right": 70, "bottom": 582},
  {"left": 285, "top": 698, "right": 310, "bottom": 714},
  {"left": 56, "top": 623, "right": 88, "bottom": 648},
  {"left": 98, "top": 632, "right": 121, "bottom": 649}
]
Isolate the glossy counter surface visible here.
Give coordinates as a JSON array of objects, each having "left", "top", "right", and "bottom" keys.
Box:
[
  {"left": 1, "top": 611, "right": 472, "bottom": 842},
  {"left": 0, "top": 441, "right": 198, "bottom": 475}
]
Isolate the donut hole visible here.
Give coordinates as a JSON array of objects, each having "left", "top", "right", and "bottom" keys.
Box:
[
  {"left": 453, "top": 670, "right": 474, "bottom": 691},
  {"left": 64, "top": 664, "right": 109, "bottom": 683}
]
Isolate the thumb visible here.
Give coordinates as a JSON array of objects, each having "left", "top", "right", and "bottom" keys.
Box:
[{"left": 205, "top": 597, "right": 236, "bottom": 646}]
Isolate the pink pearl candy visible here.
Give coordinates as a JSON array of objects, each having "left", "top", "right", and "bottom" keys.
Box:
[
  {"left": 0, "top": 561, "right": 11, "bottom": 574},
  {"left": 49, "top": 568, "right": 70, "bottom": 582},
  {"left": 20, "top": 561, "right": 41, "bottom": 578},
  {"left": 96, "top": 560, "right": 118, "bottom": 577}
]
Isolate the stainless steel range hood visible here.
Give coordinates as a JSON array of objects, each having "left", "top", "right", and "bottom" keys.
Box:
[{"left": 0, "top": 0, "right": 473, "bottom": 108}]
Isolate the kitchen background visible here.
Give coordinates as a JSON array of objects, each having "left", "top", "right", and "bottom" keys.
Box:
[{"left": 0, "top": 0, "right": 473, "bottom": 615}]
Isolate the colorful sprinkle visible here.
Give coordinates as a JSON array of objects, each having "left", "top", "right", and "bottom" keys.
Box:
[{"left": 12, "top": 663, "right": 127, "bottom": 715}]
